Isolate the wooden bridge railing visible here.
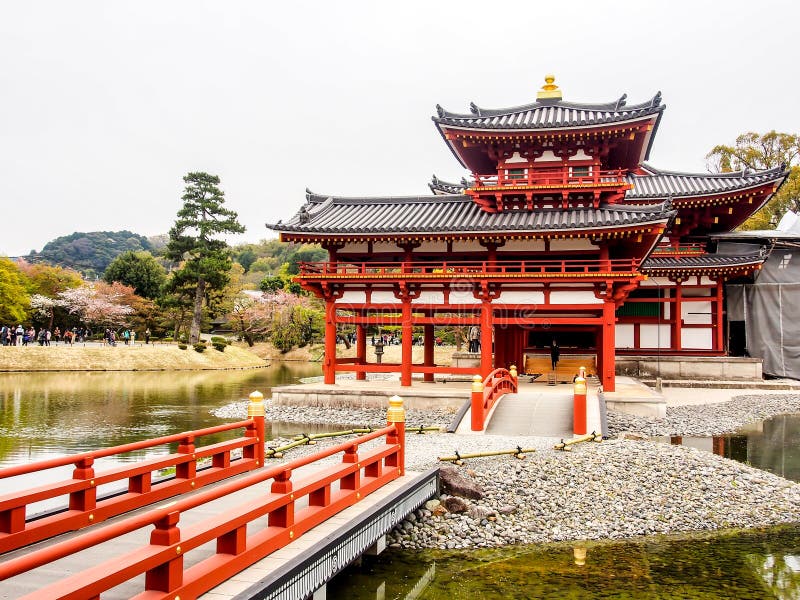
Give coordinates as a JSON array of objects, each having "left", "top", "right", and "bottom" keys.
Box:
[
  {"left": 471, "top": 367, "right": 518, "bottom": 431},
  {"left": 0, "top": 391, "right": 267, "bottom": 554},
  {"left": 0, "top": 396, "right": 407, "bottom": 600}
]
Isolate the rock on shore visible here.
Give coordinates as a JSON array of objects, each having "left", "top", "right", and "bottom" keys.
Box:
[{"left": 390, "top": 438, "right": 800, "bottom": 550}]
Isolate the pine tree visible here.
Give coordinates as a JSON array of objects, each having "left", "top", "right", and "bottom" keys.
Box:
[{"left": 164, "top": 172, "right": 245, "bottom": 343}]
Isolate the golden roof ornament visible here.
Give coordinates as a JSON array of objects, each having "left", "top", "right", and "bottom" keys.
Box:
[{"left": 537, "top": 74, "right": 562, "bottom": 101}]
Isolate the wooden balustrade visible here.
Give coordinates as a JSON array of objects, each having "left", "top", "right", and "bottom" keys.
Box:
[
  {"left": 471, "top": 168, "right": 627, "bottom": 188},
  {"left": 0, "top": 392, "right": 267, "bottom": 554},
  {"left": 471, "top": 366, "right": 518, "bottom": 431},
  {"left": 0, "top": 397, "right": 406, "bottom": 600}
]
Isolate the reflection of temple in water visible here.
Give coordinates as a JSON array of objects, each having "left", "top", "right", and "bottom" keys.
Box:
[{"left": 665, "top": 414, "right": 800, "bottom": 482}]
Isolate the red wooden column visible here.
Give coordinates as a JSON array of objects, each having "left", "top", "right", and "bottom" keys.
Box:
[
  {"left": 423, "top": 324, "right": 434, "bottom": 382},
  {"left": 673, "top": 281, "right": 683, "bottom": 351},
  {"left": 324, "top": 297, "right": 337, "bottom": 384},
  {"left": 401, "top": 295, "right": 413, "bottom": 387},
  {"left": 714, "top": 279, "right": 725, "bottom": 352},
  {"left": 480, "top": 299, "right": 493, "bottom": 378},
  {"left": 601, "top": 299, "right": 616, "bottom": 392},
  {"left": 355, "top": 322, "right": 367, "bottom": 381}
]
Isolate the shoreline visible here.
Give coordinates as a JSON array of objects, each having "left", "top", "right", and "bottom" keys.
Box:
[{"left": 215, "top": 392, "right": 800, "bottom": 551}]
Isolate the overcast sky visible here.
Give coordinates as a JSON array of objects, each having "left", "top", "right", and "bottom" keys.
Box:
[{"left": 1, "top": 0, "right": 797, "bottom": 257}]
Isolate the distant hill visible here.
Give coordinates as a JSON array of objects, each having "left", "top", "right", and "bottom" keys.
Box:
[{"left": 27, "top": 231, "right": 154, "bottom": 278}]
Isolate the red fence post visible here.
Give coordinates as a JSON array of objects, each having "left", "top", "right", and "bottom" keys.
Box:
[
  {"left": 69, "top": 457, "right": 96, "bottom": 513},
  {"left": 470, "top": 374, "right": 484, "bottom": 431},
  {"left": 176, "top": 435, "right": 196, "bottom": 481},
  {"left": 145, "top": 510, "right": 183, "bottom": 592},
  {"left": 269, "top": 469, "right": 294, "bottom": 530},
  {"left": 246, "top": 390, "right": 266, "bottom": 467},
  {"left": 387, "top": 395, "right": 405, "bottom": 475}
]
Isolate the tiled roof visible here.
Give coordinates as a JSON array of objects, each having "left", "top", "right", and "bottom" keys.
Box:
[
  {"left": 642, "top": 252, "right": 765, "bottom": 271},
  {"left": 270, "top": 192, "right": 675, "bottom": 236},
  {"left": 627, "top": 165, "right": 788, "bottom": 199},
  {"left": 433, "top": 93, "right": 665, "bottom": 131}
]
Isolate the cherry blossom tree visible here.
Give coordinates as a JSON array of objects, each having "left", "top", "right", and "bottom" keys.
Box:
[{"left": 57, "top": 283, "right": 134, "bottom": 328}]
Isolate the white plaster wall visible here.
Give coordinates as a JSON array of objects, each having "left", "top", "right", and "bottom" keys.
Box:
[
  {"left": 452, "top": 240, "right": 482, "bottom": 253},
  {"left": 412, "top": 291, "right": 445, "bottom": 304},
  {"left": 372, "top": 242, "right": 399, "bottom": 253},
  {"left": 337, "top": 291, "right": 366, "bottom": 304},
  {"left": 505, "top": 151, "right": 527, "bottom": 164},
  {"left": 682, "top": 288, "right": 712, "bottom": 297},
  {"left": 494, "top": 291, "right": 545, "bottom": 305},
  {"left": 338, "top": 242, "right": 369, "bottom": 254},
  {"left": 640, "top": 324, "right": 671, "bottom": 348},
  {"left": 534, "top": 150, "right": 559, "bottom": 162},
  {"left": 448, "top": 290, "right": 480, "bottom": 304},
  {"left": 682, "top": 301, "right": 712, "bottom": 324},
  {"left": 700, "top": 277, "right": 716, "bottom": 286},
  {"left": 416, "top": 241, "right": 447, "bottom": 253},
  {"left": 569, "top": 149, "right": 591, "bottom": 161},
  {"left": 640, "top": 277, "right": 673, "bottom": 287},
  {"left": 498, "top": 239, "right": 546, "bottom": 252},
  {"left": 550, "top": 238, "right": 595, "bottom": 251},
  {"left": 682, "top": 328, "right": 713, "bottom": 350},
  {"left": 370, "top": 291, "right": 400, "bottom": 304},
  {"left": 549, "top": 291, "right": 601, "bottom": 304},
  {"left": 616, "top": 323, "right": 635, "bottom": 348}
]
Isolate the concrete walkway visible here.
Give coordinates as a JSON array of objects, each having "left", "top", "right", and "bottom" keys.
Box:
[{"left": 484, "top": 391, "right": 573, "bottom": 437}]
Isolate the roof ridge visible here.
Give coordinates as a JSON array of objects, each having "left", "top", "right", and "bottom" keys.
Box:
[
  {"left": 434, "top": 92, "right": 663, "bottom": 120},
  {"left": 635, "top": 164, "right": 787, "bottom": 179},
  {"left": 306, "top": 192, "right": 471, "bottom": 205}
]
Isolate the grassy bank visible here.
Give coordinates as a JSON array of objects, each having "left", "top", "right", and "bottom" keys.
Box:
[{"left": 0, "top": 344, "right": 267, "bottom": 372}]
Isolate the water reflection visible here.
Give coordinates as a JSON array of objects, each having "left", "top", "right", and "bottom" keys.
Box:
[
  {"left": 330, "top": 526, "right": 800, "bottom": 598},
  {"left": 654, "top": 413, "right": 800, "bottom": 483},
  {"left": 0, "top": 363, "right": 321, "bottom": 466}
]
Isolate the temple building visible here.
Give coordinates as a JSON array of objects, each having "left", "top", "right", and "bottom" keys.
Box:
[{"left": 270, "top": 77, "right": 789, "bottom": 391}]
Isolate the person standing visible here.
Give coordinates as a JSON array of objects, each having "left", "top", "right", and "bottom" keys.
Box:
[
  {"left": 550, "top": 339, "right": 560, "bottom": 371},
  {"left": 130, "top": 330, "right": 136, "bottom": 346},
  {"left": 15, "top": 325, "right": 23, "bottom": 346},
  {"left": 468, "top": 325, "right": 480, "bottom": 353},
  {"left": 145, "top": 328, "right": 151, "bottom": 344}
]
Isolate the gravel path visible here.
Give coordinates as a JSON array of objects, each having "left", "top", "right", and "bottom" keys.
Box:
[
  {"left": 212, "top": 391, "right": 800, "bottom": 550},
  {"left": 608, "top": 393, "right": 800, "bottom": 436}
]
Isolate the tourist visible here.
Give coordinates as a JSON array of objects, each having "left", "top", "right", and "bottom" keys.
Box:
[
  {"left": 53, "top": 327, "right": 61, "bottom": 344},
  {"left": 45, "top": 329, "right": 51, "bottom": 346},
  {"left": 130, "top": 330, "right": 136, "bottom": 345},
  {"left": 37, "top": 329, "right": 46, "bottom": 346},
  {"left": 63, "top": 329, "right": 73, "bottom": 345},
  {"left": 15, "top": 325, "right": 23, "bottom": 346},
  {"left": 550, "top": 339, "right": 560, "bottom": 371},
  {"left": 123, "top": 329, "right": 130, "bottom": 345},
  {"left": 468, "top": 325, "right": 480, "bottom": 353},
  {"left": 145, "top": 328, "right": 151, "bottom": 344}
]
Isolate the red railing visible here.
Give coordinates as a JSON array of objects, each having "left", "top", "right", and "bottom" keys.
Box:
[
  {"left": 299, "top": 259, "right": 639, "bottom": 278},
  {"left": 0, "top": 393, "right": 267, "bottom": 554},
  {"left": 472, "top": 168, "right": 628, "bottom": 188},
  {"left": 0, "top": 399, "right": 406, "bottom": 600},
  {"left": 471, "top": 367, "right": 518, "bottom": 431}
]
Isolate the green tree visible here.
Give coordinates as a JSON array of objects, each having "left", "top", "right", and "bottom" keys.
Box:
[
  {"left": 164, "top": 172, "right": 245, "bottom": 343},
  {"left": 707, "top": 131, "right": 800, "bottom": 230},
  {"left": 0, "top": 258, "right": 30, "bottom": 324},
  {"left": 103, "top": 251, "right": 167, "bottom": 299},
  {"left": 236, "top": 249, "right": 258, "bottom": 272}
]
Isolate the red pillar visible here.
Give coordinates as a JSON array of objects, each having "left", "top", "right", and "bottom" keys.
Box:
[
  {"left": 715, "top": 279, "right": 724, "bottom": 352},
  {"left": 401, "top": 296, "right": 413, "bottom": 386},
  {"left": 673, "top": 282, "right": 683, "bottom": 351},
  {"left": 324, "top": 298, "right": 337, "bottom": 384},
  {"left": 602, "top": 300, "right": 616, "bottom": 392},
  {"left": 423, "top": 324, "right": 434, "bottom": 382},
  {"left": 480, "top": 299, "right": 493, "bottom": 378},
  {"left": 355, "top": 323, "right": 366, "bottom": 381}
]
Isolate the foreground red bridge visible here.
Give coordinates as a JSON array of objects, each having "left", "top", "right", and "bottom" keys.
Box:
[{"left": 0, "top": 393, "right": 437, "bottom": 600}]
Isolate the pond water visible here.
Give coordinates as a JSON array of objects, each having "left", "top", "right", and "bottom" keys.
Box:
[{"left": 2, "top": 367, "right": 800, "bottom": 598}]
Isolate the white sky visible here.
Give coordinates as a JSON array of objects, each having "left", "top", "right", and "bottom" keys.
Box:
[{"left": 1, "top": 0, "right": 797, "bottom": 257}]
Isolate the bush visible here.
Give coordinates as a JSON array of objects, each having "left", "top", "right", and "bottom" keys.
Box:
[
  {"left": 212, "top": 341, "right": 226, "bottom": 352},
  {"left": 193, "top": 342, "right": 206, "bottom": 353},
  {"left": 210, "top": 336, "right": 227, "bottom": 344},
  {"left": 178, "top": 343, "right": 187, "bottom": 350},
  {"left": 163, "top": 336, "right": 173, "bottom": 343}
]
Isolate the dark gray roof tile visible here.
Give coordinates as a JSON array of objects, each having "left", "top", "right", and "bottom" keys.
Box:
[{"left": 627, "top": 165, "right": 788, "bottom": 199}]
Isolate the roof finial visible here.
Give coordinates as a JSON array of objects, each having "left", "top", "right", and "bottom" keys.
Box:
[{"left": 537, "top": 74, "right": 562, "bottom": 101}]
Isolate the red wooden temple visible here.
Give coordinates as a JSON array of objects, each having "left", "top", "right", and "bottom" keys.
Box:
[{"left": 271, "top": 76, "right": 788, "bottom": 392}]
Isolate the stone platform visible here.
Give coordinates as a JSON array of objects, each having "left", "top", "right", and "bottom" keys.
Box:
[
  {"left": 616, "top": 355, "right": 762, "bottom": 381},
  {"left": 601, "top": 376, "right": 667, "bottom": 419}
]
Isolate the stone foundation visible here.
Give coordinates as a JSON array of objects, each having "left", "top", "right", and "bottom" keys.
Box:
[{"left": 616, "top": 356, "right": 762, "bottom": 381}]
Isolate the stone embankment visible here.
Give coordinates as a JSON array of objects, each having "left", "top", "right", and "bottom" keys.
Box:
[{"left": 215, "top": 392, "right": 800, "bottom": 549}]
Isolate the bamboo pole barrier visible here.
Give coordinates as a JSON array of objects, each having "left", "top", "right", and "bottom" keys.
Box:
[
  {"left": 439, "top": 446, "right": 537, "bottom": 465},
  {"left": 554, "top": 431, "right": 603, "bottom": 451}
]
